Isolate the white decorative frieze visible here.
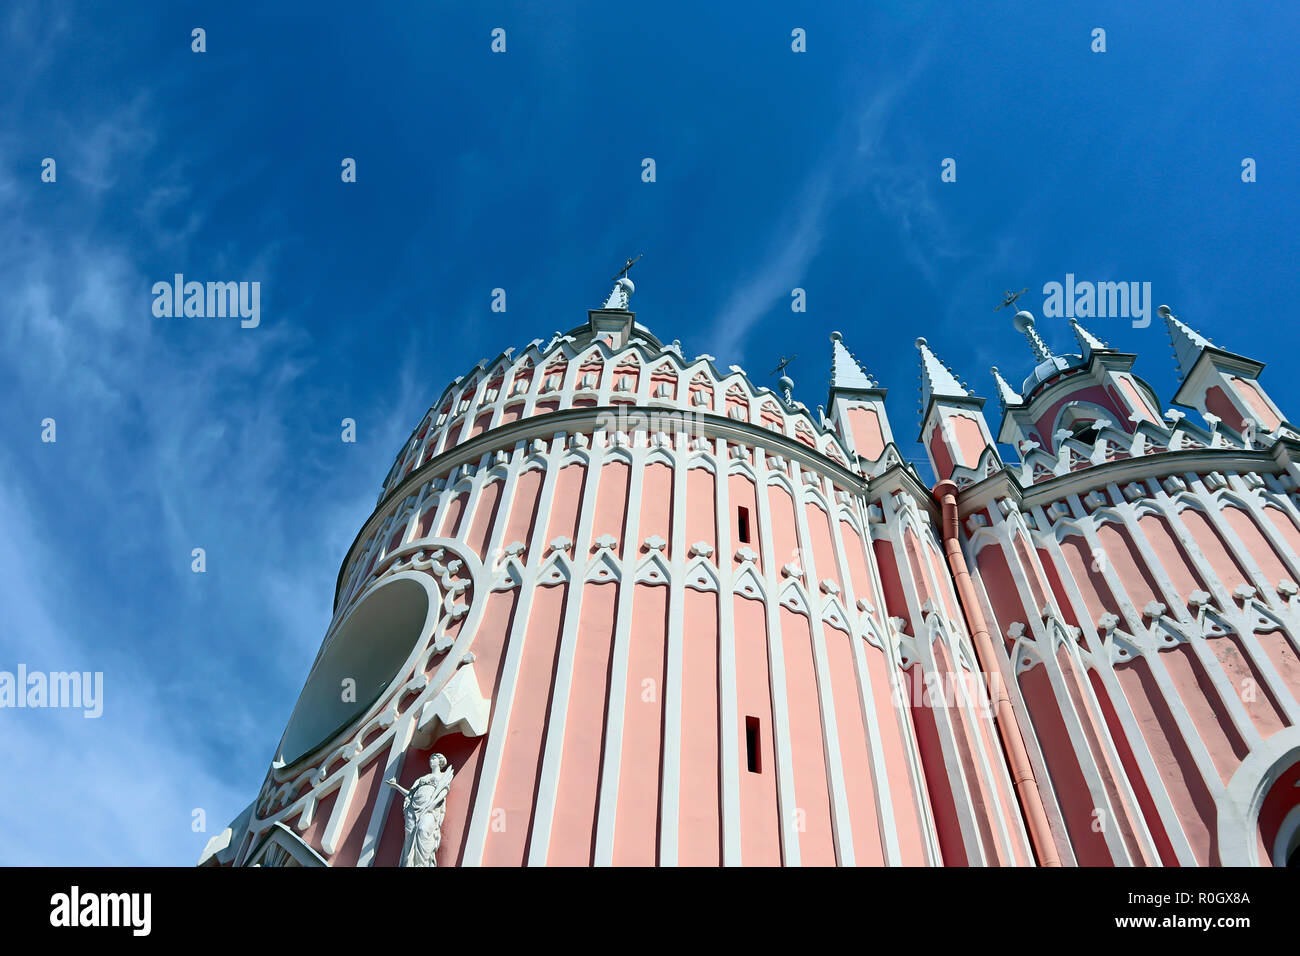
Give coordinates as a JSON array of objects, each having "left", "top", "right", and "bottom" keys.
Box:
[
  {"left": 635, "top": 552, "right": 671, "bottom": 586},
  {"left": 683, "top": 558, "right": 719, "bottom": 593},
  {"left": 777, "top": 582, "right": 810, "bottom": 616},
  {"left": 821, "top": 597, "right": 850, "bottom": 632},
  {"left": 585, "top": 551, "right": 622, "bottom": 584},
  {"left": 733, "top": 566, "right": 764, "bottom": 601},
  {"left": 1162, "top": 475, "right": 1187, "bottom": 494},
  {"left": 491, "top": 561, "right": 524, "bottom": 592}
]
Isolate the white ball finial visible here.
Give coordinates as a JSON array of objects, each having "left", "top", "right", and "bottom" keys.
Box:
[
  {"left": 1012, "top": 310, "right": 1035, "bottom": 333},
  {"left": 1157, "top": 304, "right": 1172, "bottom": 318},
  {"left": 915, "top": 336, "right": 927, "bottom": 349}
]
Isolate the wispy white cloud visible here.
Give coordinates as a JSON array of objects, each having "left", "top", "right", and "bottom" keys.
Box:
[
  {"left": 0, "top": 64, "right": 422, "bottom": 861},
  {"left": 702, "top": 41, "right": 951, "bottom": 364},
  {"left": 702, "top": 166, "right": 834, "bottom": 364}
]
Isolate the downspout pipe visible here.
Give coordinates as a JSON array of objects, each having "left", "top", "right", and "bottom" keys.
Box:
[{"left": 933, "top": 479, "right": 1062, "bottom": 867}]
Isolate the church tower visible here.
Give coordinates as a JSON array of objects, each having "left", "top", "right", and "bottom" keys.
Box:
[
  {"left": 1164, "top": 305, "right": 1291, "bottom": 440},
  {"left": 201, "top": 273, "right": 1300, "bottom": 869}
]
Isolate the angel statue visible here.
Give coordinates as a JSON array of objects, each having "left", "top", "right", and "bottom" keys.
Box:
[{"left": 387, "top": 753, "right": 454, "bottom": 867}]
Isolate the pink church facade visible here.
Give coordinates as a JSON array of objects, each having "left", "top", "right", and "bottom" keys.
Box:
[{"left": 201, "top": 278, "right": 1300, "bottom": 867}]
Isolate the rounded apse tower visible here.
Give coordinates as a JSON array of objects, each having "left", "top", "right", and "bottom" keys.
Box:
[
  {"left": 201, "top": 273, "right": 1020, "bottom": 867},
  {"left": 200, "top": 276, "right": 1300, "bottom": 868}
]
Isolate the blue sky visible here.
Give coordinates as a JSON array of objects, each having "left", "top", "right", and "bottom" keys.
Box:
[{"left": 2, "top": 1, "right": 1297, "bottom": 864}]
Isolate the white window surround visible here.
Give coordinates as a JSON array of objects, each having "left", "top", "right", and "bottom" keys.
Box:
[
  {"left": 1273, "top": 804, "right": 1300, "bottom": 866},
  {"left": 275, "top": 572, "right": 440, "bottom": 769},
  {"left": 1217, "top": 728, "right": 1300, "bottom": 865}
]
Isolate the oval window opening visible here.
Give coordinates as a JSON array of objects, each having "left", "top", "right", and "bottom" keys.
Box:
[{"left": 278, "top": 576, "right": 431, "bottom": 767}]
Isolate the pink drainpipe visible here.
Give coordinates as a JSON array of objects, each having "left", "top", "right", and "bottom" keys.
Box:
[{"left": 934, "top": 480, "right": 1062, "bottom": 867}]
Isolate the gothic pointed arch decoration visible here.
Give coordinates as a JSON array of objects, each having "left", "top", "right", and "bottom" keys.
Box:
[{"left": 244, "top": 823, "right": 329, "bottom": 868}]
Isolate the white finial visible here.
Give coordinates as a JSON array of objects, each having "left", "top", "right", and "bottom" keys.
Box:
[
  {"left": 603, "top": 276, "right": 635, "bottom": 310},
  {"left": 603, "top": 255, "right": 642, "bottom": 310},
  {"left": 1013, "top": 310, "right": 1053, "bottom": 362}
]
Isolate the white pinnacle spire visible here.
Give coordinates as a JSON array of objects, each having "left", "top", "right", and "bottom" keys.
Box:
[
  {"left": 1013, "top": 311, "right": 1053, "bottom": 362},
  {"left": 991, "top": 366, "right": 1023, "bottom": 408},
  {"left": 829, "top": 331, "right": 877, "bottom": 391},
  {"left": 603, "top": 276, "right": 635, "bottom": 310},
  {"left": 916, "top": 337, "right": 969, "bottom": 410},
  {"left": 1069, "top": 318, "right": 1109, "bottom": 354},
  {"left": 1161, "top": 304, "right": 1213, "bottom": 380}
]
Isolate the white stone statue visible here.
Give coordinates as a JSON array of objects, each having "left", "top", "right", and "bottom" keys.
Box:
[{"left": 387, "top": 754, "right": 453, "bottom": 867}]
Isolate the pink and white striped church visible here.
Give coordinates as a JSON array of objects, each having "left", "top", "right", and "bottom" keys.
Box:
[{"left": 202, "top": 270, "right": 1300, "bottom": 867}]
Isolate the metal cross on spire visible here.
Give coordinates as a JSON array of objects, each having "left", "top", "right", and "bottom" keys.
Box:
[
  {"left": 612, "top": 254, "right": 643, "bottom": 281},
  {"left": 770, "top": 354, "right": 797, "bottom": 377},
  {"left": 994, "top": 287, "right": 1030, "bottom": 312}
]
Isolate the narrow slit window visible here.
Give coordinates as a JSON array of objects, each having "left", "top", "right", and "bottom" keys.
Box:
[
  {"left": 737, "top": 506, "right": 751, "bottom": 544},
  {"left": 745, "top": 716, "right": 761, "bottom": 773}
]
